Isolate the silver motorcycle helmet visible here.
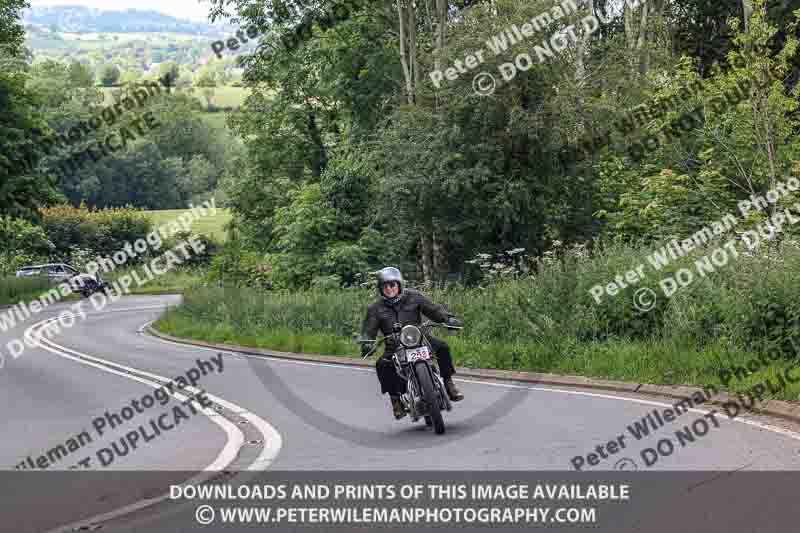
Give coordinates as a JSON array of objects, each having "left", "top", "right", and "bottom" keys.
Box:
[{"left": 377, "top": 267, "right": 404, "bottom": 305}]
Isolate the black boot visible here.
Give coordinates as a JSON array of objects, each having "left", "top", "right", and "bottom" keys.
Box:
[
  {"left": 445, "top": 378, "right": 464, "bottom": 401},
  {"left": 390, "top": 396, "right": 407, "bottom": 419}
]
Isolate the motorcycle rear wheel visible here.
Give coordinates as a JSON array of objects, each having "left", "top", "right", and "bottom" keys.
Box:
[{"left": 416, "top": 363, "right": 445, "bottom": 435}]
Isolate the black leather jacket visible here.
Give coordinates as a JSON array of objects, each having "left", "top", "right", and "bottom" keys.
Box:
[{"left": 361, "top": 289, "right": 453, "bottom": 356}]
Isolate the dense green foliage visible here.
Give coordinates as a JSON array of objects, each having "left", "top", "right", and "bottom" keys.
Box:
[
  {"left": 7, "top": 0, "right": 800, "bottom": 396},
  {"left": 204, "top": 0, "right": 800, "bottom": 289},
  {"left": 157, "top": 238, "right": 800, "bottom": 398},
  {"left": 0, "top": 203, "right": 219, "bottom": 276},
  {"left": 0, "top": 215, "right": 54, "bottom": 274},
  {"left": 25, "top": 60, "right": 239, "bottom": 210},
  {"left": 0, "top": 0, "right": 246, "bottom": 217},
  {"left": 0, "top": 0, "right": 59, "bottom": 220},
  {"left": 38, "top": 204, "right": 153, "bottom": 264}
]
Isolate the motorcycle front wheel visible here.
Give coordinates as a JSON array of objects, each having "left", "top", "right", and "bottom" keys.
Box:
[{"left": 416, "top": 362, "right": 445, "bottom": 435}]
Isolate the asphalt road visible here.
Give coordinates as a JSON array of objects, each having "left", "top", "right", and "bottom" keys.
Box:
[{"left": 2, "top": 294, "right": 800, "bottom": 532}]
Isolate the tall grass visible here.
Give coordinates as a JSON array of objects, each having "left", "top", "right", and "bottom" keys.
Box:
[
  {"left": 155, "top": 241, "right": 800, "bottom": 400},
  {"left": 0, "top": 276, "right": 57, "bottom": 306}
]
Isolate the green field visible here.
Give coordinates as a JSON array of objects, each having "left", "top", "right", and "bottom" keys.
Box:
[
  {"left": 207, "top": 86, "right": 248, "bottom": 108},
  {"left": 200, "top": 112, "right": 230, "bottom": 131},
  {"left": 100, "top": 86, "right": 249, "bottom": 109},
  {"left": 143, "top": 207, "right": 232, "bottom": 242}
]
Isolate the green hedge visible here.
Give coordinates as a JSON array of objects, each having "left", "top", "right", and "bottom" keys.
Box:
[{"left": 38, "top": 203, "right": 152, "bottom": 262}]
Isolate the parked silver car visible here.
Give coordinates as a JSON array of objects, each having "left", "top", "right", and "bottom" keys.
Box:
[
  {"left": 15, "top": 263, "right": 109, "bottom": 297},
  {"left": 16, "top": 263, "right": 77, "bottom": 281}
]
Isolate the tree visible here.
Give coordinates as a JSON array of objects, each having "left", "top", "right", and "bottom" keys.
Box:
[
  {"left": 205, "top": 0, "right": 800, "bottom": 289},
  {"left": 397, "top": 0, "right": 421, "bottom": 105},
  {"left": 195, "top": 67, "right": 217, "bottom": 88},
  {"left": 0, "top": 0, "right": 61, "bottom": 220},
  {"left": 714, "top": 0, "right": 799, "bottom": 208},
  {"left": 0, "top": 0, "right": 30, "bottom": 73},
  {"left": 179, "top": 154, "right": 218, "bottom": 201},
  {"left": 100, "top": 64, "right": 120, "bottom": 86},
  {"left": 669, "top": 0, "right": 741, "bottom": 76},
  {"left": 158, "top": 61, "right": 180, "bottom": 91},
  {"left": 0, "top": 0, "right": 27, "bottom": 59},
  {"left": 266, "top": 183, "right": 340, "bottom": 288},
  {"left": 595, "top": 1, "right": 800, "bottom": 242},
  {"left": 0, "top": 73, "right": 61, "bottom": 220},
  {"left": 67, "top": 61, "right": 94, "bottom": 87},
  {"left": 0, "top": 215, "right": 55, "bottom": 273},
  {"left": 319, "top": 160, "right": 371, "bottom": 241}
]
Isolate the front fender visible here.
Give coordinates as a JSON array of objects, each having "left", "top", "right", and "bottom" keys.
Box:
[{"left": 411, "top": 360, "right": 435, "bottom": 385}]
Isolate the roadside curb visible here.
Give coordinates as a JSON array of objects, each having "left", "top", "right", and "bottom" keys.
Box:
[
  {"left": 146, "top": 326, "right": 800, "bottom": 425},
  {"left": 129, "top": 290, "right": 185, "bottom": 296}
]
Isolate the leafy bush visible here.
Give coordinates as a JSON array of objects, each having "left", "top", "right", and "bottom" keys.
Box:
[
  {"left": 39, "top": 203, "right": 152, "bottom": 261},
  {"left": 311, "top": 274, "right": 343, "bottom": 291},
  {"left": 205, "top": 233, "right": 271, "bottom": 289},
  {"left": 156, "top": 233, "right": 800, "bottom": 401},
  {"left": 169, "top": 231, "right": 217, "bottom": 266},
  {"left": 66, "top": 247, "right": 95, "bottom": 272},
  {"left": 319, "top": 160, "right": 371, "bottom": 241},
  {"left": 176, "top": 238, "right": 800, "bottom": 363},
  {"left": 265, "top": 183, "right": 338, "bottom": 288},
  {"left": 0, "top": 216, "right": 55, "bottom": 275},
  {"left": 321, "top": 243, "right": 369, "bottom": 286}
]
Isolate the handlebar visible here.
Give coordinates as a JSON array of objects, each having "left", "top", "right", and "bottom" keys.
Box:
[
  {"left": 355, "top": 320, "right": 462, "bottom": 358},
  {"left": 421, "top": 320, "right": 463, "bottom": 331},
  {"left": 356, "top": 336, "right": 386, "bottom": 358}
]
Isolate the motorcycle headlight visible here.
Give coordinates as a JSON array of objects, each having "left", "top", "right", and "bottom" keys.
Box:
[{"left": 400, "top": 325, "right": 422, "bottom": 347}]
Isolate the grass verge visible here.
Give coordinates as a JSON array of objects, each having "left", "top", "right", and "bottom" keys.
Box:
[
  {"left": 0, "top": 276, "right": 78, "bottom": 306},
  {"left": 105, "top": 266, "right": 204, "bottom": 295},
  {"left": 153, "top": 285, "right": 800, "bottom": 401}
]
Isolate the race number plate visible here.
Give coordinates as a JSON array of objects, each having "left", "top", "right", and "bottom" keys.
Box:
[{"left": 406, "top": 346, "right": 431, "bottom": 362}]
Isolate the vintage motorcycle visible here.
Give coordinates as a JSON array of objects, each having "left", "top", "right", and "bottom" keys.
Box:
[
  {"left": 73, "top": 274, "right": 111, "bottom": 299},
  {"left": 358, "top": 320, "right": 462, "bottom": 435}
]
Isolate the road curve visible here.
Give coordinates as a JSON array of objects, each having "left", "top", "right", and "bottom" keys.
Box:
[{"left": 2, "top": 294, "right": 800, "bottom": 532}]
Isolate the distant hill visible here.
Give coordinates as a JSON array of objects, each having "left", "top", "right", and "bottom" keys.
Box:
[{"left": 23, "top": 5, "right": 219, "bottom": 34}]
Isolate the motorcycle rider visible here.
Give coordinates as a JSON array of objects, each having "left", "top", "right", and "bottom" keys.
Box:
[{"left": 360, "top": 267, "right": 464, "bottom": 419}]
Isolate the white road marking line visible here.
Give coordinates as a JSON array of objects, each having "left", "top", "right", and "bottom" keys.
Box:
[
  {"left": 16, "top": 310, "right": 283, "bottom": 532},
  {"left": 32, "top": 313, "right": 284, "bottom": 466},
  {"left": 31, "top": 321, "right": 244, "bottom": 470}
]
